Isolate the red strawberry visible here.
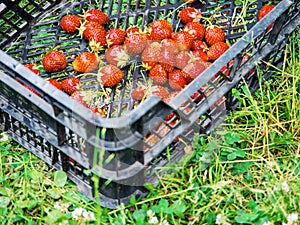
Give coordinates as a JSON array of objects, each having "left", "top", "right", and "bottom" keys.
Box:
[
  {"left": 192, "top": 40, "right": 208, "bottom": 51},
  {"left": 162, "top": 91, "right": 180, "bottom": 104},
  {"left": 171, "top": 31, "right": 194, "bottom": 51},
  {"left": 60, "top": 15, "right": 82, "bottom": 33},
  {"left": 70, "top": 91, "right": 88, "bottom": 107},
  {"left": 219, "top": 59, "right": 234, "bottom": 77},
  {"left": 80, "top": 21, "right": 106, "bottom": 51},
  {"left": 90, "top": 107, "right": 107, "bottom": 117},
  {"left": 168, "top": 69, "right": 187, "bottom": 91},
  {"left": 258, "top": 5, "right": 275, "bottom": 31},
  {"left": 179, "top": 7, "right": 202, "bottom": 24},
  {"left": 193, "top": 49, "right": 209, "bottom": 62},
  {"left": 207, "top": 42, "right": 230, "bottom": 61},
  {"left": 98, "top": 64, "right": 124, "bottom": 87},
  {"left": 159, "top": 49, "right": 175, "bottom": 73},
  {"left": 131, "top": 85, "right": 147, "bottom": 101},
  {"left": 148, "top": 64, "right": 168, "bottom": 85},
  {"left": 24, "top": 63, "right": 40, "bottom": 75},
  {"left": 105, "top": 45, "right": 129, "bottom": 68},
  {"left": 149, "top": 20, "right": 173, "bottom": 41},
  {"left": 205, "top": 25, "right": 226, "bottom": 46},
  {"left": 46, "top": 78, "right": 62, "bottom": 90},
  {"left": 126, "top": 27, "right": 142, "bottom": 36},
  {"left": 183, "top": 60, "right": 208, "bottom": 81},
  {"left": 183, "top": 22, "right": 206, "bottom": 40},
  {"left": 72, "top": 52, "right": 100, "bottom": 73},
  {"left": 106, "top": 28, "right": 127, "bottom": 46},
  {"left": 61, "top": 77, "right": 81, "bottom": 95},
  {"left": 42, "top": 50, "right": 67, "bottom": 73},
  {"left": 175, "top": 50, "right": 194, "bottom": 70},
  {"left": 160, "top": 38, "right": 180, "bottom": 55},
  {"left": 191, "top": 90, "right": 204, "bottom": 103},
  {"left": 84, "top": 9, "right": 109, "bottom": 25},
  {"left": 124, "top": 33, "right": 148, "bottom": 55},
  {"left": 141, "top": 41, "right": 161, "bottom": 69},
  {"left": 151, "top": 85, "right": 169, "bottom": 99}
]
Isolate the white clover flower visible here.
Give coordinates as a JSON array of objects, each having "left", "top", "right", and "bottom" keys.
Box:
[
  {"left": 72, "top": 207, "right": 96, "bottom": 222},
  {"left": 148, "top": 216, "right": 159, "bottom": 224},
  {"left": 161, "top": 219, "right": 169, "bottom": 225},
  {"left": 82, "top": 209, "right": 96, "bottom": 221},
  {"left": 58, "top": 220, "right": 69, "bottom": 225},
  {"left": 262, "top": 221, "right": 272, "bottom": 225},
  {"left": 216, "top": 214, "right": 230, "bottom": 225},
  {"left": 284, "top": 213, "right": 299, "bottom": 225},
  {"left": 282, "top": 181, "right": 290, "bottom": 193},
  {"left": 147, "top": 209, "right": 155, "bottom": 218},
  {"left": 273, "top": 185, "right": 280, "bottom": 192}
]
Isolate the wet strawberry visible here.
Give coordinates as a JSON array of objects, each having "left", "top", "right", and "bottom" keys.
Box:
[
  {"left": 24, "top": 63, "right": 40, "bottom": 75},
  {"left": 148, "top": 64, "right": 168, "bottom": 85},
  {"left": 106, "top": 28, "right": 127, "bottom": 46},
  {"left": 160, "top": 38, "right": 180, "bottom": 55},
  {"left": 192, "top": 40, "right": 208, "bottom": 51},
  {"left": 193, "top": 49, "right": 209, "bottom": 61},
  {"left": 60, "top": 14, "right": 82, "bottom": 33},
  {"left": 168, "top": 69, "right": 187, "bottom": 91},
  {"left": 149, "top": 20, "right": 173, "bottom": 41},
  {"left": 183, "top": 22, "right": 206, "bottom": 40},
  {"left": 171, "top": 31, "right": 194, "bottom": 51},
  {"left": 42, "top": 50, "right": 67, "bottom": 73},
  {"left": 124, "top": 33, "right": 148, "bottom": 55},
  {"left": 141, "top": 41, "right": 161, "bottom": 69},
  {"left": 207, "top": 42, "right": 230, "bottom": 61},
  {"left": 183, "top": 60, "right": 208, "bottom": 81},
  {"left": 84, "top": 9, "right": 109, "bottom": 25},
  {"left": 61, "top": 77, "right": 81, "bottom": 95},
  {"left": 258, "top": 5, "right": 275, "bottom": 31},
  {"left": 131, "top": 85, "right": 147, "bottom": 101},
  {"left": 159, "top": 49, "right": 175, "bottom": 73},
  {"left": 205, "top": 25, "right": 226, "bottom": 46},
  {"left": 179, "top": 7, "right": 202, "bottom": 24},
  {"left": 70, "top": 91, "right": 88, "bottom": 107},
  {"left": 105, "top": 45, "right": 129, "bottom": 68},
  {"left": 46, "top": 78, "right": 62, "bottom": 90},
  {"left": 72, "top": 52, "right": 100, "bottom": 73},
  {"left": 98, "top": 64, "right": 124, "bottom": 87}
]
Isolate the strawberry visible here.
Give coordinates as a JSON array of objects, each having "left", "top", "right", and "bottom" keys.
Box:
[
  {"left": 105, "top": 45, "right": 129, "bottom": 68},
  {"left": 191, "top": 90, "right": 204, "bottom": 103},
  {"left": 90, "top": 107, "right": 107, "bottom": 117},
  {"left": 219, "top": 59, "right": 234, "bottom": 77},
  {"left": 207, "top": 42, "right": 230, "bottom": 61},
  {"left": 151, "top": 85, "right": 169, "bottom": 100},
  {"left": 72, "top": 52, "right": 100, "bottom": 73},
  {"left": 70, "top": 91, "right": 88, "bottom": 107},
  {"left": 168, "top": 69, "right": 187, "bottom": 91},
  {"left": 84, "top": 9, "right": 109, "bottom": 25},
  {"left": 160, "top": 38, "right": 180, "bottom": 55},
  {"left": 171, "top": 31, "right": 194, "bottom": 51},
  {"left": 61, "top": 77, "right": 81, "bottom": 95},
  {"left": 60, "top": 14, "right": 82, "bottom": 33},
  {"left": 175, "top": 50, "right": 194, "bottom": 70},
  {"left": 80, "top": 21, "right": 106, "bottom": 51},
  {"left": 205, "top": 25, "right": 226, "bottom": 46},
  {"left": 149, "top": 20, "right": 173, "bottom": 41},
  {"left": 192, "top": 40, "right": 208, "bottom": 51},
  {"left": 46, "top": 78, "right": 62, "bottom": 90},
  {"left": 141, "top": 41, "right": 161, "bottom": 69},
  {"left": 24, "top": 63, "right": 40, "bottom": 75},
  {"left": 42, "top": 50, "right": 67, "bottom": 73},
  {"left": 148, "top": 64, "right": 168, "bottom": 85},
  {"left": 178, "top": 7, "right": 202, "bottom": 24},
  {"left": 162, "top": 91, "right": 180, "bottom": 104},
  {"left": 183, "top": 22, "right": 206, "bottom": 40},
  {"left": 126, "top": 27, "right": 142, "bottom": 36},
  {"left": 193, "top": 49, "right": 209, "bottom": 61},
  {"left": 106, "top": 28, "right": 127, "bottom": 46},
  {"left": 258, "top": 5, "right": 275, "bottom": 31},
  {"left": 124, "top": 33, "right": 148, "bottom": 55},
  {"left": 98, "top": 64, "right": 123, "bottom": 87},
  {"left": 159, "top": 49, "right": 175, "bottom": 73},
  {"left": 131, "top": 85, "right": 147, "bottom": 101},
  {"left": 182, "top": 60, "right": 208, "bottom": 81}
]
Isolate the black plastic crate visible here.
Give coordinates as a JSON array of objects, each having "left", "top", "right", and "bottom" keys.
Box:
[{"left": 0, "top": 0, "right": 300, "bottom": 208}]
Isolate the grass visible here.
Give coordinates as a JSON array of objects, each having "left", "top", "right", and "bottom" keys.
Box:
[{"left": 1, "top": 1, "right": 300, "bottom": 225}]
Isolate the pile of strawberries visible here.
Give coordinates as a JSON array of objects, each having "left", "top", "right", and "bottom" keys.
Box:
[{"left": 22, "top": 2, "right": 275, "bottom": 119}]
